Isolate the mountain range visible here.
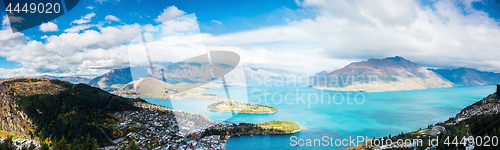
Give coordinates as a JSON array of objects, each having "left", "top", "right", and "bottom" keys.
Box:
[
  {"left": 312, "top": 56, "right": 500, "bottom": 92},
  {"left": 429, "top": 67, "right": 500, "bottom": 86},
  {"left": 87, "top": 62, "right": 295, "bottom": 91},
  {"left": 28, "top": 75, "right": 91, "bottom": 84},
  {"left": 311, "top": 56, "right": 454, "bottom": 92},
  {"left": 43, "top": 56, "right": 500, "bottom": 93},
  {"left": 112, "top": 77, "right": 203, "bottom": 98}
]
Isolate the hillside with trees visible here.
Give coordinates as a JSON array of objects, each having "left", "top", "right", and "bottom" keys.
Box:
[{"left": 0, "top": 78, "right": 144, "bottom": 147}]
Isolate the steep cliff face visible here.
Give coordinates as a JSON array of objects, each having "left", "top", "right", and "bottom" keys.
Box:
[
  {"left": 312, "top": 56, "right": 453, "bottom": 92},
  {"left": 0, "top": 83, "right": 32, "bottom": 138}
]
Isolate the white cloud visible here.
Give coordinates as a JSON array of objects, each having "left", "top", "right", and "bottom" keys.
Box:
[
  {"left": 211, "top": 20, "right": 222, "bottom": 25},
  {"left": 2, "top": 15, "right": 9, "bottom": 30},
  {"left": 71, "top": 13, "right": 96, "bottom": 24},
  {"left": 86, "top": 6, "right": 95, "bottom": 10},
  {"left": 1, "top": 23, "right": 147, "bottom": 76},
  {"left": 159, "top": 15, "right": 198, "bottom": 35},
  {"left": 0, "top": 68, "right": 37, "bottom": 78},
  {"left": 203, "top": 25, "right": 317, "bottom": 46},
  {"left": 105, "top": 15, "right": 120, "bottom": 22},
  {"left": 202, "top": 0, "right": 500, "bottom": 73},
  {"left": 206, "top": 45, "right": 349, "bottom": 75},
  {"left": 0, "top": 30, "right": 26, "bottom": 53},
  {"left": 1, "top": 13, "right": 203, "bottom": 77},
  {"left": 95, "top": 0, "right": 120, "bottom": 4},
  {"left": 0, "top": 16, "right": 26, "bottom": 52},
  {"left": 64, "top": 24, "right": 96, "bottom": 33},
  {"left": 39, "top": 22, "right": 59, "bottom": 32},
  {"left": 154, "top": 5, "right": 186, "bottom": 23},
  {"left": 4, "top": 0, "right": 500, "bottom": 78}
]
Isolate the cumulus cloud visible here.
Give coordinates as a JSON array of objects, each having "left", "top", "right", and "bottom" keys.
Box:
[
  {"left": 0, "top": 68, "right": 37, "bottom": 78},
  {"left": 0, "top": 14, "right": 211, "bottom": 78},
  {"left": 4, "top": 0, "right": 500, "bottom": 78},
  {"left": 71, "top": 13, "right": 96, "bottom": 24},
  {"left": 0, "top": 10, "right": 202, "bottom": 78},
  {"left": 64, "top": 24, "right": 95, "bottom": 33},
  {"left": 128, "top": 14, "right": 207, "bottom": 66},
  {"left": 202, "top": 0, "right": 500, "bottom": 73},
  {"left": 0, "top": 16, "right": 27, "bottom": 52},
  {"left": 1, "top": 15, "right": 9, "bottom": 30},
  {"left": 206, "top": 45, "right": 350, "bottom": 75},
  {"left": 105, "top": 15, "right": 120, "bottom": 22},
  {"left": 154, "top": 5, "right": 186, "bottom": 23},
  {"left": 158, "top": 15, "right": 198, "bottom": 35},
  {"left": 1, "top": 23, "right": 147, "bottom": 76},
  {"left": 39, "top": 22, "right": 59, "bottom": 32}
]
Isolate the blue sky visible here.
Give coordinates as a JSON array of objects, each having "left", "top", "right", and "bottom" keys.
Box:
[
  {"left": 0, "top": 0, "right": 315, "bottom": 70},
  {"left": 2, "top": 0, "right": 500, "bottom": 78},
  {"left": 0, "top": 0, "right": 314, "bottom": 37}
]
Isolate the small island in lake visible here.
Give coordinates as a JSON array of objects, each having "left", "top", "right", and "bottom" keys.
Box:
[
  {"left": 258, "top": 120, "right": 302, "bottom": 133},
  {"left": 207, "top": 101, "right": 279, "bottom": 114},
  {"left": 113, "top": 77, "right": 279, "bottom": 114},
  {"left": 203, "top": 120, "right": 302, "bottom": 140}
]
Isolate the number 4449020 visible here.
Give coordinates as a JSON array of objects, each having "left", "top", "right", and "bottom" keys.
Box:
[
  {"left": 444, "top": 136, "right": 499, "bottom": 147},
  {"left": 5, "top": 3, "right": 61, "bottom": 14}
]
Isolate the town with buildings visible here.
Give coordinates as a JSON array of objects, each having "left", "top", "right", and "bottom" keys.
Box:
[
  {"left": 0, "top": 137, "right": 40, "bottom": 150},
  {"left": 450, "top": 93, "right": 500, "bottom": 125},
  {"left": 107, "top": 102, "right": 235, "bottom": 150}
]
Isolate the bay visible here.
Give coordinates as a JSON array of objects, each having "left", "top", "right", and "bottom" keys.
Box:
[{"left": 142, "top": 84, "right": 495, "bottom": 149}]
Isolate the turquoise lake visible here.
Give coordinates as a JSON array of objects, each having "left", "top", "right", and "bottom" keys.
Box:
[{"left": 142, "top": 84, "right": 495, "bottom": 149}]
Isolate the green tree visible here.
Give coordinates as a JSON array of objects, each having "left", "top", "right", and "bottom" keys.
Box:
[
  {"left": 1, "top": 136, "right": 14, "bottom": 150},
  {"left": 40, "top": 143, "right": 50, "bottom": 150},
  {"left": 80, "top": 135, "right": 98, "bottom": 150},
  {"left": 52, "top": 137, "right": 70, "bottom": 150}
]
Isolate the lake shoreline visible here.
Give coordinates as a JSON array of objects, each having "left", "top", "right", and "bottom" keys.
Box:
[{"left": 206, "top": 107, "right": 278, "bottom": 114}]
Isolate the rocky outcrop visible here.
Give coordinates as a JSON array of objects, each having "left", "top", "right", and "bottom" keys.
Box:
[{"left": 0, "top": 78, "right": 68, "bottom": 139}]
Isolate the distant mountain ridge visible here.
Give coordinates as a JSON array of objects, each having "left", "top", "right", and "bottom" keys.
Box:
[
  {"left": 312, "top": 56, "right": 453, "bottom": 92},
  {"left": 87, "top": 62, "right": 234, "bottom": 91},
  {"left": 429, "top": 67, "right": 500, "bottom": 86},
  {"left": 88, "top": 62, "right": 295, "bottom": 91},
  {"left": 88, "top": 67, "right": 144, "bottom": 91},
  {"left": 28, "top": 75, "right": 91, "bottom": 84},
  {"left": 113, "top": 77, "right": 199, "bottom": 98}
]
